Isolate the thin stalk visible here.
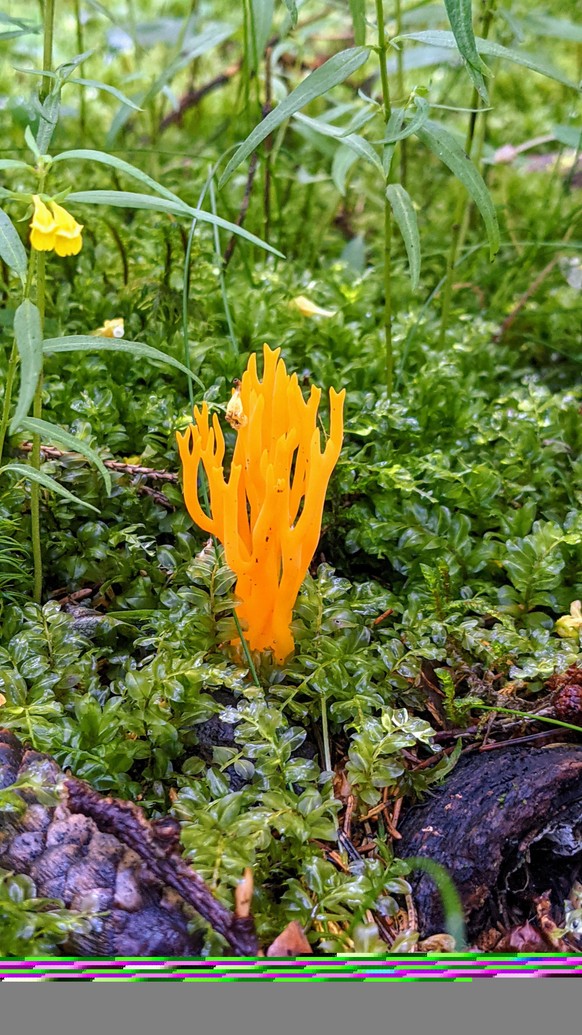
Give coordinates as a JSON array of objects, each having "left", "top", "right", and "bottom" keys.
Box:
[
  {"left": 395, "top": 0, "right": 406, "bottom": 187},
  {"left": 245, "top": 0, "right": 262, "bottom": 113},
  {"left": 73, "top": 0, "right": 86, "bottom": 135},
  {"left": 472, "top": 704, "right": 582, "bottom": 736},
  {"left": 438, "top": 0, "right": 497, "bottom": 346},
  {"left": 375, "top": 0, "right": 394, "bottom": 396},
  {"left": 29, "top": 0, "right": 54, "bottom": 603},
  {"left": 209, "top": 178, "right": 237, "bottom": 354},
  {"left": 263, "top": 48, "right": 273, "bottom": 244},
  {"left": 231, "top": 608, "right": 261, "bottom": 688},
  {"left": 0, "top": 344, "right": 18, "bottom": 466},
  {"left": 30, "top": 251, "right": 46, "bottom": 604},
  {"left": 404, "top": 857, "right": 466, "bottom": 948},
  {"left": 241, "top": 0, "right": 251, "bottom": 130},
  {"left": 182, "top": 173, "right": 214, "bottom": 408},
  {"left": 321, "top": 694, "right": 332, "bottom": 774},
  {"left": 0, "top": 262, "right": 35, "bottom": 464},
  {"left": 41, "top": 0, "right": 56, "bottom": 97}
]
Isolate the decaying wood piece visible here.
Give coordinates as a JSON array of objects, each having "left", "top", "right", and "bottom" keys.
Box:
[
  {"left": 397, "top": 743, "right": 582, "bottom": 939},
  {"left": 0, "top": 730, "right": 257, "bottom": 956}
]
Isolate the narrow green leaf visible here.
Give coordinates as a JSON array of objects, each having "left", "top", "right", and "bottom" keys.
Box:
[
  {"left": 64, "top": 189, "right": 285, "bottom": 257},
  {"left": 394, "top": 30, "right": 579, "bottom": 90},
  {"left": 386, "top": 184, "right": 421, "bottom": 290},
  {"left": 219, "top": 46, "right": 371, "bottom": 186},
  {"left": 0, "top": 27, "right": 40, "bottom": 40},
  {"left": 0, "top": 159, "right": 33, "bottom": 171},
  {"left": 0, "top": 463, "right": 99, "bottom": 513},
  {"left": 249, "top": 0, "right": 274, "bottom": 69},
  {"left": 52, "top": 149, "right": 189, "bottom": 208},
  {"left": 35, "top": 85, "right": 61, "bottom": 154},
  {"left": 24, "top": 125, "right": 41, "bottom": 161},
  {"left": 281, "top": 0, "right": 298, "bottom": 28},
  {"left": 331, "top": 144, "right": 359, "bottom": 195},
  {"left": 416, "top": 120, "right": 500, "bottom": 258},
  {"left": 0, "top": 210, "right": 27, "bottom": 280},
  {"left": 520, "top": 12, "right": 582, "bottom": 45},
  {"left": 18, "top": 417, "right": 112, "bottom": 495},
  {"left": 349, "top": 0, "right": 366, "bottom": 46},
  {"left": 332, "top": 132, "right": 383, "bottom": 173},
  {"left": 552, "top": 124, "right": 582, "bottom": 149},
  {"left": 443, "top": 0, "right": 491, "bottom": 101},
  {"left": 382, "top": 109, "right": 405, "bottom": 177},
  {"left": 0, "top": 12, "right": 38, "bottom": 27},
  {"left": 10, "top": 300, "right": 43, "bottom": 433},
  {"left": 293, "top": 113, "right": 383, "bottom": 173},
  {"left": 69, "top": 77, "right": 143, "bottom": 110},
  {"left": 42, "top": 334, "right": 206, "bottom": 387},
  {"left": 379, "top": 97, "right": 430, "bottom": 144},
  {"left": 404, "top": 857, "right": 466, "bottom": 949}
]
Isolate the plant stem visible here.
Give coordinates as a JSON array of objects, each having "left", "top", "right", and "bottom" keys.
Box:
[
  {"left": 438, "top": 0, "right": 497, "bottom": 347},
  {"left": 0, "top": 257, "right": 34, "bottom": 469},
  {"left": 30, "top": 251, "right": 46, "bottom": 604},
  {"left": 0, "top": 345, "right": 18, "bottom": 467},
  {"left": 29, "top": 2, "right": 55, "bottom": 603},
  {"left": 472, "top": 704, "right": 582, "bottom": 736},
  {"left": 395, "top": 0, "right": 406, "bottom": 187},
  {"left": 41, "top": 0, "right": 56, "bottom": 99},
  {"left": 375, "top": 0, "right": 394, "bottom": 397},
  {"left": 209, "top": 178, "right": 237, "bottom": 354},
  {"left": 73, "top": 0, "right": 86, "bottom": 136},
  {"left": 321, "top": 695, "right": 332, "bottom": 774},
  {"left": 231, "top": 609, "right": 261, "bottom": 688}
]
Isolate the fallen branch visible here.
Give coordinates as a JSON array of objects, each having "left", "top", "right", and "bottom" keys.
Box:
[
  {"left": 18, "top": 442, "right": 178, "bottom": 482},
  {"left": 0, "top": 730, "right": 257, "bottom": 956},
  {"left": 398, "top": 742, "right": 582, "bottom": 942},
  {"left": 160, "top": 69, "right": 236, "bottom": 132},
  {"left": 66, "top": 776, "right": 257, "bottom": 955}
]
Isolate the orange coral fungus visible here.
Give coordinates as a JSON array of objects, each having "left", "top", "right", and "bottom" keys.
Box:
[{"left": 176, "top": 344, "right": 346, "bottom": 664}]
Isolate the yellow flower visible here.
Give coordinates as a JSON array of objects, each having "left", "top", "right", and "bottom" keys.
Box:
[
  {"left": 177, "top": 344, "right": 345, "bottom": 664},
  {"left": 225, "top": 379, "right": 248, "bottom": 430},
  {"left": 555, "top": 601, "right": 582, "bottom": 639},
  {"left": 50, "top": 200, "right": 83, "bottom": 257},
  {"left": 91, "top": 318, "right": 125, "bottom": 338},
  {"left": 29, "top": 196, "right": 83, "bottom": 256},
  {"left": 289, "top": 295, "right": 336, "bottom": 318},
  {"left": 30, "top": 195, "right": 57, "bottom": 251}
]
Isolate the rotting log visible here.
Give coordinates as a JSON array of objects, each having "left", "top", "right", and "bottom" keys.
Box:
[
  {"left": 0, "top": 730, "right": 257, "bottom": 957},
  {"left": 397, "top": 742, "right": 582, "bottom": 940}
]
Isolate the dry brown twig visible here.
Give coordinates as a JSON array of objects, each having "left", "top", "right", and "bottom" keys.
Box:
[{"left": 17, "top": 442, "right": 176, "bottom": 508}]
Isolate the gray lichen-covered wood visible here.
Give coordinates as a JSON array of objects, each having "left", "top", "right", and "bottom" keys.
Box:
[{"left": 0, "top": 729, "right": 202, "bottom": 956}]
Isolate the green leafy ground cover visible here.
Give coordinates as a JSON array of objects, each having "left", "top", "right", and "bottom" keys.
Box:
[{"left": 0, "top": 0, "right": 580, "bottom": 954}]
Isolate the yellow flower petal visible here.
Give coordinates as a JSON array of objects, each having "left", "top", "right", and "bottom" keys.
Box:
[
  {"left": 54, "top": 233, "right": 83, "bottom": 257},
  {"left": 30, "top": 226, "right": 57, "bottom": 251},
  {"left": 30, "top": 195, "right": 57, "bottom": 251},
  {"left": 555, "top": 600, "right": 582, "bottom": 639},
  {"left": 90, "top": 318, "right": 125, "bottom": 338},
  {"left": 50, "top": 201, "right": 84, "bottom": 256},
  {"left": 104, "top": 318, "right": 124, "bottom": 338},
  {"left": 289, "top": 295, "right": 336, "bottom": 318}
]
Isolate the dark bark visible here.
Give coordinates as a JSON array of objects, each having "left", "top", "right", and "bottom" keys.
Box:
[
  {"left": 0, "top": 730, "right": 257, "bottom": 957},
  {"left": 397, "top": 743, "right": 582, "bottom": 939}
]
